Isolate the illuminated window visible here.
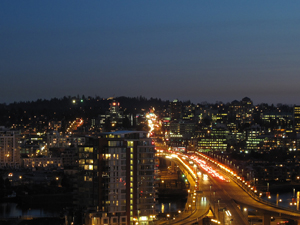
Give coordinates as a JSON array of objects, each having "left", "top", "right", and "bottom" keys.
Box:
[
  {"left": 104, "top": 154, "right": 111, "bottom": 160},
  {"left": 84, "top": 147, "right": 91, "bottom": 152}
]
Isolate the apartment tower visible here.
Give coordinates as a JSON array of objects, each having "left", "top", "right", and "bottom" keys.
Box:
[{"left": 77, "top": 131, "right": 156, "bottom": 225}]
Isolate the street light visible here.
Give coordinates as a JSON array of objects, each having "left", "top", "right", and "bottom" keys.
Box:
[
  {"left": 276, "top": 193, "right": 280, "bottom": 206},
  {"left": 293, "top": 188, "right": 296, "bottom": 198},
  {"left": 217, "top": 199, "right": 220, "bottom": 220},
  {"left": 166, "top": 214, "right": 170, "bottom": 224}
]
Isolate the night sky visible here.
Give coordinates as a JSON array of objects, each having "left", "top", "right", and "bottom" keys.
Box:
[{"left": 1, "top": 1, "right": 300, "bottom": 105}]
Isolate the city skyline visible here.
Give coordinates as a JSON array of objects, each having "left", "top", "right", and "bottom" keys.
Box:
[{"left": 1, "top": 1, "right": 300, "bottom": 105}]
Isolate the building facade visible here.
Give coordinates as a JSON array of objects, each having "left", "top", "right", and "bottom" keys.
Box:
[
  {"left": 294, "top": 105, "right": 300, "bottom": 133},
  {"left": 77, "top": 131, "right": 156, "bottom": 225},
  {"left": 23, "top": 156, "right": 62, "bottom": 169},
  {"left": 0, "top": 127, "right": 21, "bottom": 168}
]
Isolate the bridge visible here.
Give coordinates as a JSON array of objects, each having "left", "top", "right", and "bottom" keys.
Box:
[{"left": 156, "top": 149, "right": 300, "bottom": 225}]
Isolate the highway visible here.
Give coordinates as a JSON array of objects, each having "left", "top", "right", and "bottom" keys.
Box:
[
  {"left": 175, "top": 153, "right": 248, "bottom": 225},
  {"left": 171, "top": 157, "right": 210, "bottom": 225},
  {"left": 156, "top": 152, "right": 248, "bottom": 225},
  {"left": 157, "top": 150, "right": 300, "bottom": 225},
  {"left": 197, "top": 152, "right": 300, "bottom": 220},
  {"left": 155, "top": 156, "right": 210, "bottom": 225}
]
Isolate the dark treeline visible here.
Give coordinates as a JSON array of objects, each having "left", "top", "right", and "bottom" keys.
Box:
[
  {"left": 0, "top": 95, "right": 294, "bottom": 128},
  {"left": 0, "top": 96, "right": 168, "bottom": 128}
]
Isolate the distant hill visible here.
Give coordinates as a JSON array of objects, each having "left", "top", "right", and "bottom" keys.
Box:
[{"left": 0, "top": 95, "right": 169, "bottom": 127}]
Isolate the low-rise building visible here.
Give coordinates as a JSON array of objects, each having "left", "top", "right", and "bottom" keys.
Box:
[
  {"left": 23, "top": 156, "right": 62, "bottom": 169},
  {"left": 0, "top": 127, "right": 21, "bottom": 168}
]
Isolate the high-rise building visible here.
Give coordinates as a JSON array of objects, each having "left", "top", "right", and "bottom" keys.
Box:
[
  {"left": 77, "top": 131, "right": 156, "bottom": 225},
  {"left": 109, "top": 100, "right": 123, "bottom": 128},
  {"left": 294, "top": 105, "right": 300, "bottom": 133},
  {"left": 170, "top": 99, "right": 182, "bottom": 121},
  {"left": 0, "top": 126, "right": 21, "bottom": 168},
  {"left": 228, "top": 97, "right": 253, "bottom": 126},
  {"left": 99, "top": 100, "right": 125, "bottom": 131},
  {"left": 196, "top": 126, "right": 229, "bottom": 152}
]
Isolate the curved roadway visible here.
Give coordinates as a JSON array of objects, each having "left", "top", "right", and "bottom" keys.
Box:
[
  {"left": 157, "top": 151, "right": 300, "bottom": 225},
  {"left": 203, "top": 154, "right": 300, "bottom": 221},
  {"left": 155, "top": 156, "right": 210, "bottom": 225},
  {"left": 156, "top": 153, "right": 248, "bottom": 225},
  {"left": 174, "top": 156, "right": 249, "bottom": 225}
]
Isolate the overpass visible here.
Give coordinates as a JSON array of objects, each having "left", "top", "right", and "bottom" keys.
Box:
[{"left": 156, "top": 149, "right": 300, "bottom": 225}]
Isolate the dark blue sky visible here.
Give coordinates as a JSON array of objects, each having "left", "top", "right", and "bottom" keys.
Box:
[{"left": 1, "top": 1, "right": 300, "bottom": 105}]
